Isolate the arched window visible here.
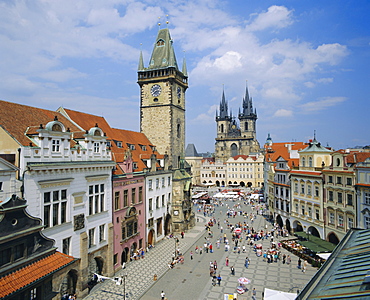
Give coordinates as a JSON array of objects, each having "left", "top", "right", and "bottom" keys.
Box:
[
  {"left": 231, "top": 143, "right": 238, "bottom": 157},
  {"left": 244, "top": 122, "right": 248, "bottom": 131},
  {"left": 177, "top": 124, "right": 181, "bottom": 138},
  {"left": 302, "top": 157, "right": 306, "bottom": 167},
  {"left": 220, "top": 124, "right": 224, "bottom": 133},
  {"left": 308, "top": 157, "right": 313, "bottom": 167}
]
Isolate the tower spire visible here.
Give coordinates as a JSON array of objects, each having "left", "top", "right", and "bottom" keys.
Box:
[{"left": 138, "top": 46, "right": 144, "bottom": 71}]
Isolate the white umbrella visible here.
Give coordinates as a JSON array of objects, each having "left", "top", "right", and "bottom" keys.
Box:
[{"left": 238, "top": 277, "right": 250, "bottom": 285}]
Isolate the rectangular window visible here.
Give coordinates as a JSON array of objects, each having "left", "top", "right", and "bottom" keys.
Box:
[
  {"left": 52, "top": 139, "right": 60, "bottom": 152},
  {"left": 0, "top": 248, "right": 11, "bottom": 266},
  {"left": 295, "top": 203, "right": 299, "bottom": 212},
  {"left": 14, "top": 244, "right": 24, "bottom": 261},
  {"left": 162, "top": 195, "right": 165, "bottom": 207},
  {"left": 114, "top": 191, "right": 120, "bottom": 210},
  {"left": 156, "top": 178, "right": 159, "bottom": 189},
  {"left": 162, "top": 177, "right": 165, "bottom": 187},
  {"left": 308, "top": 206, "right": 312, "bottom": 218},
  {"left": 315, "top": 186, "right": 319, "bottom": 197},
  {"left": 365, "top": 216, "right": 370, "bottom": 229},
  {"left": 114, "top": 254, "right": 118, "bottom": 265},
  {"left": 337, "top": 176, "right": 342, "bottom": 184},
  {"left": 168, "top": 176, "right": 171, "bottom": 186},
  {"left": 338, "top": 192, "right": 343, "bottom": 204},
  {"left": 52, "top": 203, "right": 59, "bottom": 226},
  {"left": 338, "top": 215, "right": 344, "bottom": 227},
  {"left": 61, "top": 201, "right": 67, "bottom": 223},
  {"left": 329, "top": 212, "right": 335, "bottom": 224},
  {"left": 149, "top": 198, "right": 153, "bottom": 211},
  {"left": 148, "top": 180, "right": 153, "bottom": 190},
  {"left": 99, "top": 224, "right": 105, "bottom": 242},
  {"left": 30, "top": 287, "right": 37, "bottom": 300},
  {"left": 88, "top": 228, "right": 95, "bottom": 248},
  {"left": 124, "top": 190, "right": 128, "bottom": 207},
  {"left": 316, "top": 209, "right": 320, "bottom": 220},
  {"left": 346, "top": 177, "right": 352, "bottom": 186},
  {"left": 307, "top": 185, "right": 311, "bottom": 196},
  {"left": 347, "top": 194, "right": 353, "bottom": 206},
  {"left": 365, "top": 192, "right": 370, "bottom": 205},
  {"left": 131, "top": 188, "right": 136, "bottom": 204},
  {"left": 156, "top": 196, "right": 159, "bottom": 209},
  {"left": 294, "top": 183, "right": 298, "bottom": 193},
  {"left": 62, "top": 237, "right": 71, "bottom": 255},
  {"left": 139, "top": 187, "right": 143, "bottom": 203},
  {"left": 94, "top": 142, "right": 100, "bottom": 153},
  {"left": 348, "top": 217, "right": 354, "bottom": 229},
  {"left": 301, "top": 205, "right": 305, "bottom": 215},
  {"left": 328, "top": 176, "right": 333, "bottom": 183},
  {"left": 89, "top": 184, "right": 105, "bottom": 214},
  {"left": 301, "top": 184, "right": 305, "bottom": 194},
  {"left": 121, "top": 226, "right": 126, "bottom": 240},
  {"left": 329, "top": 191, "right": 334, "bottom": 201}
]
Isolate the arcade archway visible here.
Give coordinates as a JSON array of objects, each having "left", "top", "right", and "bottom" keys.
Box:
[
  {"left": 276, "top": 215, "right": 283, "bottom": 228},
  {"left": 307, "top": 226, "right": 320, "bottom": 238},
  {"left": 293, "top": 220, "right": 303, "bottom": 232},
  {"left": 327, "top": 232, "right": 340, "bottom": 245},
  {"left": 286, "top": 219, "right": 291, "bottom": 234}
]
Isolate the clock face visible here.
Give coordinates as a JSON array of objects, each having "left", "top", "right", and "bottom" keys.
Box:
[
  {"left": 177, "top": 87, "right": 181, "bottom": 98},
  {"left": 151, "top": 84, "right": 161, "bottom": 97}
]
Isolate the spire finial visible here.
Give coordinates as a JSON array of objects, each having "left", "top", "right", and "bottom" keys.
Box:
[
  {"left": 158, "top": 17, "right": 161, "bottom": 29},
  {"left": 166, "top": 15, "right": 169, "bottom": 27}
]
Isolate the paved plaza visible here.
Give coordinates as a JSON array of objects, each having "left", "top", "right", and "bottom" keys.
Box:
[{"left": 84, "top": 200, "right": 318, "bottom": 300}]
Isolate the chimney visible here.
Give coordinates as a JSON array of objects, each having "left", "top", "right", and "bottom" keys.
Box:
[{"left": 150, "top": 154, "right": 157, "bottom": 172}]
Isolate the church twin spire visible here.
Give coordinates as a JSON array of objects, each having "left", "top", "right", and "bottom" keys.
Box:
[{"left": 216, "top": 82, "right": 257, "bottom": 121}]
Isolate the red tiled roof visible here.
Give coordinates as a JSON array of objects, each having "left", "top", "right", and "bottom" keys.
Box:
[
  {"left": 290, "top": 170, "right": 321, "bottom": 176},
  {"left": 0, "top": 252, "right": 75, "bottom": 298},
  {"left": 347, "top": 152, "right": 370, "bottom": 164},
  {"left": 61, "top": 108, "right": 159, "bottom": 172},
  {"left": 0, "top": 100, "right": 83, "bottom": 146},
  {"left": 264, "top": 142, "right": 307, "bottom": 168}
]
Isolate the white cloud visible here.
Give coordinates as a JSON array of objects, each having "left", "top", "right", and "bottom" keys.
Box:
[
  {"left": 248, "top": 5, "right": 294, "bottom": 31},
  {"left": 273, "top": 109, "right": 293, "bottom": 117},
  {"left": 300, "top": 97, "right": 347, "bottom": 113}
]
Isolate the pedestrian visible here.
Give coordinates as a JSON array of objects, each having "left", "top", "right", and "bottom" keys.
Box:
[
  {"left": 298, "top": 258, "right": 302, "bottom": 269},
  {"left": 282, "top": 254, "right": 286, "bottom": 264},
  {"left": 214, "top": 260, "right": 217, "bottom": 270},
  {"left": 195, "top": 245, "right": 198, "bottom": 254},
  {"left": 210, "top": 243, "right": 213, "bottom": 253},
  {"left": 225, "top": 257, "right": 229, "bottom": 267},
  {"left": 217, "top": 274, "right": 222, "bottom": 286},
  {"left": 302, "top": 260, "right": 307, "bottom": 273},
  {"left": 200, "top": 246, "right": 203, "bottom": 255},
  {"left": 230, "top": 265, "right": 235, "bottom": 275},
  {"left": 252, "top": 288, "right": 257, "bottom": 300},
  {"left": 245, "top": 257, "right": 250, "bottom": 268},
  {"left": 287, "top": 255, "right": 291, "bottom": 265},
  {"left": 161, "top": 291, "right": 165, "bottom": 300},
  {"left": 190, "top": 251, "right": 193, "bottom": 260},
  {"left": 181, "top": 231, "right": 184, "bottom": 238},
  {"left": 212, "top": 275, "right": 217, "bottom": 286}
]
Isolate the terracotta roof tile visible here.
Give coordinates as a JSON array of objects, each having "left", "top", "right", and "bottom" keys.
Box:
[
  {"left": 61, "top": 109, "right": 160, "bottom": 172},
  {"left": 0, "top": 252, "right": 75, "bottom": 298},
  {"left": 0, "top": 100, "right": 83, "bottom": 147}
]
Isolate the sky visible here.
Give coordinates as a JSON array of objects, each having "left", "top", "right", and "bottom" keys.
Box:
[{"left": 1, "top": 0, "right": 369, "bottom": 153}]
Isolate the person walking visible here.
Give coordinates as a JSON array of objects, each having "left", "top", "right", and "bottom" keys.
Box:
[
  {"left": 302, "top": 260, "right": 307, "bottom": 273},
  {"left": 230, "top": 265, "right": 235, "bottom": 275},
  {"left": 190, "top": 251, "right": 193, "bottom": 260},
  {"left": 225, "top": 257, "right": 229, "bottom": 267},
  {"left": 252, "top": 288, "right": 257, "bottom": 300},
  {"left": 298, "top": 258, "right": 302, "bottom": 269},
  {"left": 282, "top": 254, "right": 286, "bottom": 264},
  {"left": 217, "top": 274, "right": 222, "bottom": 286},
  {"left": 245, "top": 257, "right": 250, "bottom": 268},
  {"left": 287, "top": 255, "right": 291, "bottom": 265},
  {"left": 161, "top": 291, "right": 165, "bottom": 300}
]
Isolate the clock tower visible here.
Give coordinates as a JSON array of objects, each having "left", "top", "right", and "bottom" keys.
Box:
[{"left": 138, "top": 28, "right": 188, "bottom": 169}]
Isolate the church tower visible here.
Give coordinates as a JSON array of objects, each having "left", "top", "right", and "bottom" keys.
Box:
[
  {"left": 138, "top": 28, "right": 188, "bottom": 169},
  {"left": 239, "top": 83, "right": 257, "bottom": 141},
  {"left": 214, "top": 83, "right": 261, "bottom": 162}
]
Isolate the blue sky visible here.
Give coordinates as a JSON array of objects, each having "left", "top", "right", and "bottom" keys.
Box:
[{"left": 0, "top": 0, "right": 369, "bottom": 153}]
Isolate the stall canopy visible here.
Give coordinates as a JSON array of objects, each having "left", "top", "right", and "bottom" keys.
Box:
[
  {"left": 295, "top": 232, "right": 336, "bottom": 253},
  {"left": 264, "top": 288, "right": 297, "bottom": 300}
]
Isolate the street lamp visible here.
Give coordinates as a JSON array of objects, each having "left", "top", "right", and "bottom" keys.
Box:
[{"left": 121, "top": 270, "right": 128, "bottom": 300}]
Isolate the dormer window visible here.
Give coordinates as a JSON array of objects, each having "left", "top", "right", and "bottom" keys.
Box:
[
  {"left": 133, "top": 162, "right": 138, "bottom": 169},
  {"left": 140, "top": 145, "right": 147, "bottom": 151},
  {"left": 52, "top": 139, "right": 60, "bottom": 152},
  {"left": 52, "top": 123, "right": 62, "bottom": 132},
  {"left": 94, "top": 129, "right": 101, "bottom": 136},
  {"left": 117, "top": 141, "right": 122, "bottom": 148},
  {"left": 106, "top": 141, "right": 111, "bottom": 147},
  {"left": 157, "top": 39, "right": 165, "bottom": 46},
  {"left": 94, "top": 142, "right": 100, "bottom": 153},
  {"left": 127, "top": 144, "right": 135, "bottom": 150}
]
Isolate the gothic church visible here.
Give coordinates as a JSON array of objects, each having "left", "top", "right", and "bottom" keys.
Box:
[{"left": 215, "top": 84, "right": 261, "bottom": 162}]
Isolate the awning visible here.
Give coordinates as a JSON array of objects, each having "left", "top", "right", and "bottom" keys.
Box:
[
  {"left": 295, "top": 232, "right": 336, "bottom": 252},
  {"left": 264, "top": 288, "right": 297, "bottom": 300}
]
